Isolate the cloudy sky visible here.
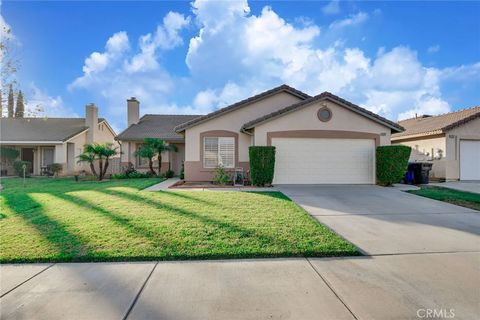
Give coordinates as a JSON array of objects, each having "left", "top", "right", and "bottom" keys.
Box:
[{"left": 3, "top": 0, "right": 479, "bottom": 131}]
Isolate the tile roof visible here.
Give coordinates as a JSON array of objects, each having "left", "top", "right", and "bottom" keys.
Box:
[
  {"left": 116, "top": 114, "right": 201, "bottom": 141},
  {"left": 392, "top": 106, "right": 480, "bottom": 139},
  {"left": 241, "top": 91, "right": 404, "bottom": 132},
  {"left": 174, "top": 84, "right": 311, "bottom": 132},
  {"left": 0, "top": 117, "right": 105, "bottom": 142}
]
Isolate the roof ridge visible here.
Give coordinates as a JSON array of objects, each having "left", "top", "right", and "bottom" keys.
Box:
[
  {"left": 399, "top": 105, "right": 480, "bottom": 122},
  {"left": 241, "top": 91, "right": 403, "bottom": 132},
  {"left": 174, "top": 84, "right": 311, "bottom": 132}
]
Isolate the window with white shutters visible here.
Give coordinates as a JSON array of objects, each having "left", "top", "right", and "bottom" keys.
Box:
[{"left": 203, "top": 137, "right": 235, "bottom": 168}]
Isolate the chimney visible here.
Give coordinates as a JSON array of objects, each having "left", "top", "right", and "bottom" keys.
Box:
[
  {"left": 127, "top": 97, "right": 140, "bottom": 127},
  {"left": 85, "top": 103, "right": 98, "bottom": 144}
]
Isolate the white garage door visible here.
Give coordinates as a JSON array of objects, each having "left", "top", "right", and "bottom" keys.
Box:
[
  {"left": 460, "top": 140, "right": 480, "bottom": 180},
  {"left": 272, "top": 138, "right": 375, "bottom": 184}
]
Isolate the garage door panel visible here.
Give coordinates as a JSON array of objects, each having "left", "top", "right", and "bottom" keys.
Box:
[
  {"left": 272, "top": 138, "right": 374, "bottom": 184},
  {"left": 460, "top": 140, "right": 480, "bottom": 180}
]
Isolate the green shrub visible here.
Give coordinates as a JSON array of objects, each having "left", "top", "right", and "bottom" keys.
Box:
[
  {"left": 213, "top": 165, "right": 230, "bottom": 185},
  {"left": 165, "top": 169, "right": 174, "bottom": 178},
  {"left": 249, "top": 146, "right": 275, "bottom": 186},
  {"left": 48, "top": 163, "right": 63, "bottom": 177},
  {"left": 13, "top": 160, "right": 31, "bottom": 177},
  {"left": 112, "top": 171, "right": 150, "bottom": 179},
  {"left": 0, "top": 147, "right": 19, "bottom": 162},
  {"left": 376, "top": 145, "right": 411, "bottom": 186}
]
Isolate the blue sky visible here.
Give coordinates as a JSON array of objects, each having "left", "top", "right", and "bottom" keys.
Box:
[{"left": 2, "top": 0, "right": 479, "bottom": 131}]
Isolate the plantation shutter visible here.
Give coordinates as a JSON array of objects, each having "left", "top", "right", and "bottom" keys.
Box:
[
  {"left": 203, "top": 137, "right": 235, "bottom": 168},
  {"left": 204, "top": 137, "right": 219, "bottom": 168},
  {"left": 219, "top": 137, "right": 234, "bottom": 168}
]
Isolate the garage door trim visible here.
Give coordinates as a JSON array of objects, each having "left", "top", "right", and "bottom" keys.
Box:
[{"left": 266, "top": 130, "right": 380, "bottom": 146}]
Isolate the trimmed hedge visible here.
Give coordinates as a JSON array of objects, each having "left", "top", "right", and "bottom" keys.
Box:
[
  {"left": 249, "top": 146, "right": 276, "bottom": 186},
  {"left": 376, "top": 145, "right": 411, "bottom": 186}
]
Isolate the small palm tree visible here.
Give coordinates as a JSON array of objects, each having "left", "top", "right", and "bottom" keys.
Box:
[
  {"left": 134, "top": 144, "right": 156, "bottom": 176},
  {"left": 144, "top": 138, "right": 178, "bottom": 175},
  {"left": 77, "top": 150, "right": 98, "bottom": 179},
  {"left": 78, "top": 143, "right": 118, "bottom": 180}
]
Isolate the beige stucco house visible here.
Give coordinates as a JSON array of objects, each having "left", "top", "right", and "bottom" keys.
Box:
[
  {"left": 392, "top": 107, "right": 480, "bottom": 181},
  {"left": 119, "top": 85, "right": 404, "bottom": 184},
  {"left": 0, "top": 104, "right": 119, "bottom": 176}
]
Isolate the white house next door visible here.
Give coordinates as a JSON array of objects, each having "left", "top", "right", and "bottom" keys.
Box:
[
  {"left": 271, "top": 138, "right": 375, "bottom": 184},
  {"left": 460, "top": 140, "right": 480, "bottom": 180}
]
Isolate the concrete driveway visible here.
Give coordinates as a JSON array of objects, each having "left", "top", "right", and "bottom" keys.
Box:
[
  {"left": 279, "top": 185, "right": 480, "bottom": 319},
  {"left": 1, "top": 185, "right": 479, "bottom": 320}
]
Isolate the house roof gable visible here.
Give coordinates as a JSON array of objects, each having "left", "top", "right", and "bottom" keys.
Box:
[
  {"left": 241, "top": 91, "right": 404, "bottom": 133},
  {"left": 392, "top": 106, "right": 480, "bottom": 140},
  {"left": 174, "top": 84, "right": 311, "bottom": 133}
]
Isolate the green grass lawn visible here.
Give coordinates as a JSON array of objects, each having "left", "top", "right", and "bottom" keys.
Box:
[
  {"left": 408, "top": 186, "right": 480, "bottom": 211},
  {"left": 0, "top": 178, "right": 358, "bottom": 263}
]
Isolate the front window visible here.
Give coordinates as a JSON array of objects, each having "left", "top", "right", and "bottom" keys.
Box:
[{"left": 203, "top": 137, "right": 234, "bottom": 168}]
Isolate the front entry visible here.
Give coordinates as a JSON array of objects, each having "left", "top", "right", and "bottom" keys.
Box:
[{"left": 21, "top": 148, "right": 34, "bottom": 173}]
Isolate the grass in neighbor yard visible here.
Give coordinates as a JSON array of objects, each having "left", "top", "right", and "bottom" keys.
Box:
[
  {"left": 408, "top": 186, "right": 480, "bottom": 211},
  {"left": 0, "top": 178, "right": 359, "bottom": 263}
]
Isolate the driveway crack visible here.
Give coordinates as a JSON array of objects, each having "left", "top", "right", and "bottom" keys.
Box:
[
  {"left": 123, "top": 261, "right": 159, "bottom": 320},
  {"left": 0, "top": 263, "right": 56, "bottom": 298},
  {"left": 305, "top": 258, "right": 359, "bottom": 320}
]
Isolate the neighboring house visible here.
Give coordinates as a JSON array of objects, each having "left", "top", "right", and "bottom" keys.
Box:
[
  {"left": 116, "top": 98, "right": 199, "bottom": 175},
  {"left": 0, "top": 104, "right": 119, "bottom": 176},
  {"left": 120, "top": 84, "right": 404, "bottom": 184},
  {"left": 392, "top": 107, "right": 480, "bottom": 181}
]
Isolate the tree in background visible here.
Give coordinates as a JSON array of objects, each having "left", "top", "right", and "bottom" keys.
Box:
[
  {"left": 7, "top": 85, "right": 14, "bottom": 118},
  {"left": 15, "top": 90, "right": 24, "bottom": 117},
  {"left": 134, "top": 144, "right": 156, "bottom": 176},
  {"left": 143, "top": 138, "right": 178, "bottom": 175},
  {"left": 1, "top": 23, "right": 20, "bottom": 118}
]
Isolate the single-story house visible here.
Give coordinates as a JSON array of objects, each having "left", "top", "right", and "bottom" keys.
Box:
[
  {"left": 392, "top": 106, "right": 480, "bottom": 181},
  {"left": 119, "top": 84, "right": 404, "bottom": 184},
  {"left": 116, "top": 98, "right": 199, "bottom": 175},
  {"left": 0, "top": 104, "right": 119, "bottom": 176}
]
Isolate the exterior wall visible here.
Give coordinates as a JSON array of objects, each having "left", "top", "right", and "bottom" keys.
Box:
[
  {"left": 253, "top": 100, "right": 391, "bottom": 146},
  {"left": 392, "top": 135, "right": 447, "bottom": 179},
  {"left": 445, "top": 117, "right": 480, "bottom": 181},
  {"left": 184, "top": 91, "right": 304, "bottom": 181},
  {"left": 392, "top": 117, "right": 480, "bottom": 181}
]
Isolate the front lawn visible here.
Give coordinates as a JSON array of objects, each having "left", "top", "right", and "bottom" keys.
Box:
[
  {"left": 408, "top": 186, "right": 480, "bottom": 211},
  {"left": 0, "top": 178, "right": 358, "bottom": 263}
]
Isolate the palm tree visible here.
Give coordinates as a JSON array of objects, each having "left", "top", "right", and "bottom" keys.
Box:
[
  {"left": 77, "top": 150, "right": 98, "bottom": 179},
  {"left": 78, "top": 143, "right": 118, "bottom": 180},
  {"left": 144, "top": 138, "right": 177, "bottom": 175},
  {"left": 134, "top": 144, "right": 156, "bottom": 175}
]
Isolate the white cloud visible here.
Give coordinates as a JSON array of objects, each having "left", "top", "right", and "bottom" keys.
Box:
[
  {"left": 126, "top": 12, "right": 190, "bottom": 73},
  {"left": 427, "top": 45, "right": 440, "bottom": 54},
  {"left": 24, "top": 84, "right": 75, "bottom": 117},
  {"left": 67, "top": 0, "right": 477, "bottom": 129},
  {"left": 329, "top": 12, "right": 369, "bottom": 29},
  {"left": 322, "top": 0, "right": 340, "bottom": 15}
]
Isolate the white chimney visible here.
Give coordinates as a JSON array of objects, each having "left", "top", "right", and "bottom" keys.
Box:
[
  {"left": 85, "top": 103, "right": 98, "bottom": 144},
  {"left": 127, "top": 97, "right": 140, "bottom": 127}
]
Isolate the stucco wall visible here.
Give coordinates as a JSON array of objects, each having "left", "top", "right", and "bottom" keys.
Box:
[
  {"left": 253, "top": 100, "right": 392, "bottom": 146},
  {"left": 392, "top": 117, "right": 480, "bottom": 180},
  {"left": 392, "top": 135, "right": 447, "bottom": 179},
  {"left": 444, "top": 117, "right": 480, "bottom": 180},
  {"left": 184, "top": 91, "right": 303, "bottom": 181}
]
